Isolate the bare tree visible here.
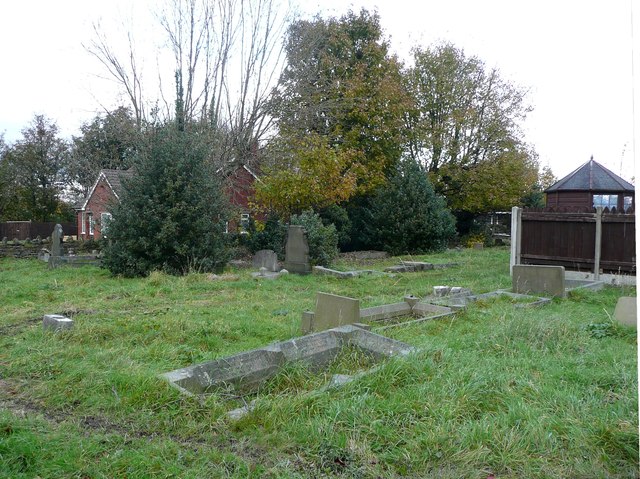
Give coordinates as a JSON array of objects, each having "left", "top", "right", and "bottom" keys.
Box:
[
  {"left": 87, "top": 0, "right": 290, "bottom": 167},
  {"left": 86, "top": 23, "right": 146, "bottom": 128}
]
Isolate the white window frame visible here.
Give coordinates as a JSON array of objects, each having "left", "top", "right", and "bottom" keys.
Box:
[
  {"left": 240, "top": 213, "right": 250, "bottom": 234},
  {"left": 88, "top": 213, "right": 94, "bottom": 236},
  {"left": 81, "top": 212, "right": 86, "bottom": 235},
  {"left": 101, "top": 212, "right": 112, "bottom": 236}
]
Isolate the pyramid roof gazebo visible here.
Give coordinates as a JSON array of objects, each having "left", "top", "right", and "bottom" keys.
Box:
[{"left": 545, "top": 158, "right": 634, "bottom": 211}]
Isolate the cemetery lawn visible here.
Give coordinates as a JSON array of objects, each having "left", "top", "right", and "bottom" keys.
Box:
[{"left": 0, "top": 248, "right": 637, "bottom": 478}]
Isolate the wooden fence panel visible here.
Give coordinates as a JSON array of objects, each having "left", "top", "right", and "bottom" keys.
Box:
[
  {"left": 519, "top": 208, "right": 635, "bottom": 274},
  {"left": 0, "top": 222, "right": 77, "bottom": 240}
]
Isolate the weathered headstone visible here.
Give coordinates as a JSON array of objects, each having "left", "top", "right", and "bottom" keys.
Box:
[
  {"left": 311, "top": 292, "right": 360, "bottom": 332},
  {"left": 283, "top": 225, "right": 311, "bottom": 274},
  {"left": 51, "top": 224, "right": 63, "bottom": 257},
  {"left": 512, "top": 264, "right": 565, "bottom": 297},
  {"left": 614, "top": 297, "right": 637, "bottom": 328},
  {"left": 43, "top": 314, "right": 74, "bottom": 332},
  {"left": 252, "top": 249, "right": 279, "bottom": 272}
]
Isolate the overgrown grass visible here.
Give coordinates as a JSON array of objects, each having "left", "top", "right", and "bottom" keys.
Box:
[{"left": 0, "top": 248, "right": 637, "bottom": 478}]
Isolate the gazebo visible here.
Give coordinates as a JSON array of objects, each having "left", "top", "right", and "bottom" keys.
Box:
[{"left": 545, "top": 158, "right": 634, "bottom": 211}]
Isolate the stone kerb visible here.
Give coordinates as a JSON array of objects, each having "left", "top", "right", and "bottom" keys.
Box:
[
  {"left": 283, "top": 225, "right": 311, "bottom": 274},
  {"left": 161, "top": 324, "right": 416, "bottom": 397},
  {"left": 43, "top": 314, "right": 74, "bottom": 332},
  {"left": 512, "top": 264, "right": 566, "bottom": 297}
]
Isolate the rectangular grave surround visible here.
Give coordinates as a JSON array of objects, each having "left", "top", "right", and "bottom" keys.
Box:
[{"left": 161, "top": 325, "right": 415, "bottom": 396}]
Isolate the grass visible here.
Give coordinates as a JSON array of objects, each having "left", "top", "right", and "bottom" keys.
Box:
[{"left": 0, "top": 247, "right": 637, "bottom": 478}]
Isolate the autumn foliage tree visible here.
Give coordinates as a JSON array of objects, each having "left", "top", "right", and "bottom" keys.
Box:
[
  {"left": 259, "top": 9, "right": 411, "bottom": 215},
  {"left": 405, "top": 43, "right": 539, "bottom": 214}
]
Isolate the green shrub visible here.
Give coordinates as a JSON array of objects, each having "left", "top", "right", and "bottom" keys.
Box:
[
  {"left": 290, "top": 210, "right": 339, "bottom": 266},
  {"left": 101, "top": 126, "right": 229, "bottom": 277},
  {"left": 350, "top": 158, "right": 456, "bottom": 255},
  {"left": 247, "top": 213, "right": 287, "bottom": 259}
]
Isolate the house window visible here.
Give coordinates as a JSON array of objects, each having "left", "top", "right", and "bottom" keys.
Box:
[
  {"left": 624, "top": 196, "right": 633, "bottom": 212},
  {"left": 593, "top": 194, "right": 618, "bottom": 210},
  {"left": 240, "top": 213, "right": 250, "bottom": 234},
  {"left": 88, "top": 213, "right": 94, "bottom": 236},
  {"left": 81, "top": 212, "right": 86, "bottom": 234},
  {"left": 101, "top": 212, "right": 112, "bottom": 236}
]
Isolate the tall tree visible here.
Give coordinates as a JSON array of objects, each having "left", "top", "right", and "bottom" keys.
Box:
[
  {"left": 259, "top": 9, "right": 412, "bottom": 215},
  {"left": 88, "top": 0, "right": 289, "bottom": 166},
  {"left": 4, "top": 115, "right": 70, "bottom": 222},
  {"left": 68, "top": 107, "right": 140, "bottom": 200},
  {"left": 405, "top": 43, "right": 538, "bottom": 213}
]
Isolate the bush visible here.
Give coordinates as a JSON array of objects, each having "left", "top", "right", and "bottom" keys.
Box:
[
  {"left": 290, "top": 210, "right": 339, "bottom": 266},
  {"left": 319, "top": 204, "right": 352, "bottom": 251},
  {"left": 351, "top": 158, "right": 456, "bottom": 255},
  {"left": 246, "top": 213, "right": 287, "bottom": 259},
  {"left": 102, "top": 126, "right": 229, "bottom": 277}
]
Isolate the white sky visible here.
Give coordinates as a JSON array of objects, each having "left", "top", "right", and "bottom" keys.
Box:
[{"left": 0, "top": 0, "right": 637, "bottom": 181}]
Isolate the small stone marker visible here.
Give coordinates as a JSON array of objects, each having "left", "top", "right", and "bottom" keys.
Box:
[
  {"left": 512, "top": 264, "right": 565, "bottom": 297},
  {"left": 252, "top": 249, "right": 279, "bottom": 272},
  {"left": 38, "top": 248, "right": 51, "bottom": 262},
  {"left": 614, "top": 297, "right": 637, "bottom": 328},
  {"left": 283, "top": 225, "right": 311, "bottom": 274},
  {"left": 307, "top": 292, "right": 360, "bottom": 333},
  {"left": 43, "top": 314, "right": 74, "bottom": 332}
]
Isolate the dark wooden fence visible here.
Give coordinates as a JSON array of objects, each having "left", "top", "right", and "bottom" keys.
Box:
[
  {"left": 0, "top": 221, "right": 78, "bottom": 240},
  {"left": 518, "top": 207, "right": 635, "bottom": 274}
]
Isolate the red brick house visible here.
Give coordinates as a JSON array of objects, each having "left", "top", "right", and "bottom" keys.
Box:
[
  {"left": 77, "top": 169, "right": 133, "bottom": 240},
  {"left": 76, "top": 164, "right": 260, "bottom": 240}
]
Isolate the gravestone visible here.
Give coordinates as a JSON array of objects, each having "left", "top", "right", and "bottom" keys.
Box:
[
  {"left": 512, "top": 264, "right": 565, "bottom": 297},
  {"left": 48, "top": 224, "right": 64, "bottom": 269},
  {"left": 614, "top": 297, "right": 637, "bottom": 328},
  {"left": 311, "top": 292, "right": 360, "bottom": 332},
  {"left": 252, "top": 249, "right": 279, "bottom": 272},
  {"left": 283, "top": 225, "right": 311, "bottom": 274},
  {"left": 50, "top": 224, "right": 63, "bottom": 257}
]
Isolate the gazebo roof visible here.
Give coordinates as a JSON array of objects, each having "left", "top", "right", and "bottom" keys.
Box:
[{"left": 545, "top": 159, "right": 634, "bottom": 193}]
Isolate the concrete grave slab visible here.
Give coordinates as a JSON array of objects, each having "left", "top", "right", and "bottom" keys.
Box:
[
  {"left": 252, "top": 249, "right": 279, "bottom": 272},
  {"left": 284, "top": 225, "right": 311, "bottom": 274},
  {"left": 161, "top": 325, "right": 415, "bottom": 396},
  {"left": 384, "top": 262, "right": 456, "bottom": 273},
  {"left": 513, "top": 265, "right": 566, "bottom": 297},
  {"left": 614, "top": 297, "right": 637, "bottom": 328},
  {"left": 313, "top": 265, "right": 378, "bottom": 278},
  {"left": 43, "top": 314, "right": 74, "bottom": 332}
]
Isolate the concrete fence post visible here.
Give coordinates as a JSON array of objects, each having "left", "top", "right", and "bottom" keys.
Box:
[
  {"left": 594, "top": 207, "right": 603, "bottom": 280},
  {"left": 510, "top": 206, "right": 522, "bottom": 276}
]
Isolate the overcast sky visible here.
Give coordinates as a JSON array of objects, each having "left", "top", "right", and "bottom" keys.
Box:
[{"left": 0, "top": 0, "right": 637, "bottom": 181}]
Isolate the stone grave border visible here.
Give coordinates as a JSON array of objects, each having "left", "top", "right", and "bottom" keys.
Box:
[{"left": 160, "top": 325, "right": 416, "bottom": 400}]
